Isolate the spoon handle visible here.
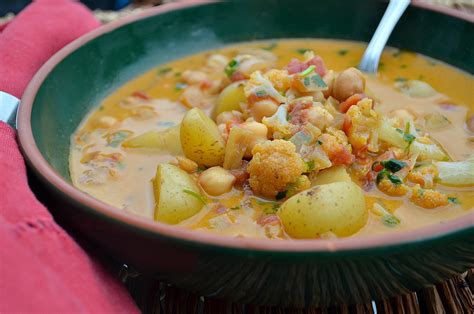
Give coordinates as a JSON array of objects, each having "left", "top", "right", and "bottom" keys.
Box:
[
  {"left": 0, "top": 91, "right": 20, "bottom": 128},
  {"left": 359, "top": 0, "right": 410, "bottom": 73}
]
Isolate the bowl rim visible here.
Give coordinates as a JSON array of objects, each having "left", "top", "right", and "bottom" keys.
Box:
[{"left": 18, "top": 0, "right": 474, "bottom": 254}]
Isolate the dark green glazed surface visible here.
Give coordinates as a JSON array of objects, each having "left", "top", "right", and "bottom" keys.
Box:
[{"left": 25, "top": 0, "right": 474, "bottom": 306}]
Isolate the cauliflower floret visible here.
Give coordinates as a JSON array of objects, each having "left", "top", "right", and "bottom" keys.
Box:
[
  {"left": 247, "top": 140, "right": 306, "bottom": 198},
  {"left": 346, "top": 98, "right": 380, "bottom": 152},
  {"left": 288, "top": 99, "right": 334, "bottom": 130},
  {"left": 305, "top": 105, "right": 334, "bottom": 130},
  {"left": 407, "top": 164, "right": 438, "bottom": 188},
  {"left": 319, "top": 127, "right": 355, "bottom": 165},
  {"left": 410, "top": 184, "right": 449, "bottom": 209},
  {"left": 377, "top": 179, "right": 409, "bottom": 197},
  {"left": 244, "top": 71, "right": 287, "bottom": 103},
  {"left": 262, "top": 105, "right": 298, "bottom": 139},
  {"left": 264, "top": 69, "right": 291, "bottom": 92}
]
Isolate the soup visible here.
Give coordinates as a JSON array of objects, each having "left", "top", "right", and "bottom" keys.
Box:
[{"left": 70, "top": 39, "right": 474, "bottom": 239}]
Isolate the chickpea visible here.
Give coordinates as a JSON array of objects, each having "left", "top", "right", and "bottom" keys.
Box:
[
  {"left": 322, "top": 70, "right": 336, "bottom": 98},
  {"left": 199, "top": 166, "right": 236, "bottom": 196},
  {"left": 251, "top": 100, "right": 278, "bottom": 122},
  {"left": 332, "top": 67, "right": 365, "bottom": 101},
  {"left": 240, "top": 121, "right": 268, "bottom": 158}
]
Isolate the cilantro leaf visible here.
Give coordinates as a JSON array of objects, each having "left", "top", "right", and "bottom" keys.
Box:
[
  {"left": 381, "top": 159, "right": 407, "bottom": 173},
  {"left": 382, "top": 214, "right": 400, "bottom": 227},
  {"left": 224, "top": 59, "right": 239, "bottom": 77}
]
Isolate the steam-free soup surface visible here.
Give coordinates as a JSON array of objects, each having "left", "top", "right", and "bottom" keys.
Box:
[{"left": 70, "top": 39, "right": 474, "bottom": 239}]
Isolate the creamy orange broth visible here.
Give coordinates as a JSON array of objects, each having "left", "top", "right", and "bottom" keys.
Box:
[{"left": 70, "top": 39, "right": 474, "bottom": 239}]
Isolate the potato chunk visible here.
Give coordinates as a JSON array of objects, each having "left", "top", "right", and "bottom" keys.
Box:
[
  {"left": 153, "top": 164, "right": 204, "bottom": 224},
  {"left": 278, "top": 182, "right": 367, "bottom": 238},
  {"left": 180, "top": 108, "right": 226, "bottom": 167},
  {"left": 122, "top": 125, "right": 182, "bottom": 155},
  {"left": 212, "top": 81, "right": 246, "bottom": 119}
]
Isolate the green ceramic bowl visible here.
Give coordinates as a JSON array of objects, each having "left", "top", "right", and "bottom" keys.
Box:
[{"left": 17, "top": 0, "right": 474, "bottom": 307}]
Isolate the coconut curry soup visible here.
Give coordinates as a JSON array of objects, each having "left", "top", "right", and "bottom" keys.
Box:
[{"left": 70, "top": 39, "right": 474, "bottom": 240}]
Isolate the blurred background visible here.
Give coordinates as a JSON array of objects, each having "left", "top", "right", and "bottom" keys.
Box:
[{"left": 1, "top": 0, "right": 474, "bottom": 16}]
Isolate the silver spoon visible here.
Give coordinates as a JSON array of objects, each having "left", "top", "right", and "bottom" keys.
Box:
[{"left": 359, "top": 0, "right": 410, "bottom": 73}]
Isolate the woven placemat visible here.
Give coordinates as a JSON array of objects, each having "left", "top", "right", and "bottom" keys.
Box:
[{"left": 119, "top": 268, "right": 473, "bottom": 313}]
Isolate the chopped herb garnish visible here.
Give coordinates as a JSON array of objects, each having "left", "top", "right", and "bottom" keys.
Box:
[
  {"left": 98, "top": 106, "right": 104, "bottom": 111},
  {"left": 400, "top": 64, "right": 407, "bottom": 69},
  {"left": 175, "top": 82, "right": 188, "bottom": 90},
  {"left": 395, "top": 76, "right": 407, "bottom": 82},
  {"left": 448, "top": 197, "right": 460, "bottom": 204},
  {"left": 107, "top": 131, "right": 131, "bottom": 148},
  {"left": 303, "top": 76, "right": 311, "bottom": 87},
  {"left": 255, "top": 90, "right": 267, "bottom": 97},
  {"left": 403, "top": 133, "right": 415, "bottom": 144},
  {"left": 403, "top": 122, "right": 416, "bottom": 151},
  {"left": 381, "top": 159, "right": 407, "bottom": 173},
  {"left": 196, "top": 166, "right": 206, "bottom": 174},
  {"left": 298, "top": 65, "right": 316, "bottom": 77},
  {"left": 230, "top": 206, "right": 241, "bottom": 210},
  {"left": 157, "top": 67, "right": 172, "bottom": 75},
  {"left": 305, "top": 160, "right": 316, "bottom": 172},
  {"left": 376, "top": 170, "right": 402, "bottom": 185},
  {"left": 296, "top": 48, "right": 310, "bottom": 55},
  {"left": 382, "top": 214, "right": 401, "bottom": 227},
  {"left": 262, "top": 42, "right": 277, "bottom": 51},
  {"left": 311, "top": 74, "right": 327, "bottom": 88},
  {"left": 317, "top": 140, "right": 323, "bottom": 145},
  {"left": 376, "top": 169, "right": 389, "bottom": 184},
  {"left": 183, "top": 189, "right": 207, "bottom": 204},
  {"left": 337, "top": 49, "right": 349, "bottom": 56},
  {"left": 174, "top": 72, "right": 182, "bottom": 77},
  {"left": 379, "top": 62, "right": 385, "bottom": 71},
  {"left": 276, "top": 191, "right": 287, "bottom": 200},
  {"left": 395, "top": 128, "right": 403, "bottom": 134},
  {"left": 224, "top": 59, "right": 239, "bottom": 77},
  {"left": 387, "top": 174, "right": 402, "bottom": 185}
]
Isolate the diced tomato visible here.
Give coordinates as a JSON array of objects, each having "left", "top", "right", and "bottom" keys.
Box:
[
  {"left": 306, "top": 56, "right": 326, "bottom": 76},
  {"left": 230, "top": 71, "right": 246, "bottom": 82},
  {"left": 331, "top": 147, "right": 355, "bottom": 166},
  {"left": 342, "top": 115, "right": 352, "bottom": 135},
  {"left": 339, "top": 93, "right": 364, "bottom": 113},
  {"left": 372, "top": 162, "right": 384, "bottom": 172},
  {"left": 200, "top": 79, "right": 213, "bottom": 90},
  {"left": 132, "top": 91, "right": 150, "bottom": 100},
  {"left": 362, "top": 171, "right": 376, "bottom": 191},
  {"left": 286, "top": 56, "right": 326, "bottom": 76}
]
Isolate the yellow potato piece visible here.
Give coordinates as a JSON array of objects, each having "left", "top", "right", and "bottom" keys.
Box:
[
  {"left": 153, "top": 164, "right": 204, "bottom": 224},
  {"left": 223, "top": 126, "right": 252, "bottom": 170},
  {"left": 212, "top": 81, "right": 246, "bottom": 119},
  {"left": 180, "top": 108, "right": 225, "bottom": 167},
  {"left": 122, "top": 125, "right": 183, "bottom": 155},
  {"left": 279, "top": 182, "right": 367, "bottom": 238},
  {"left": 310, "top": 165, "right": 351, "bottom": 186}
]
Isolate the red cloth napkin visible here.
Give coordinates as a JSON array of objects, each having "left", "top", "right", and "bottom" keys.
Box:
[{"left": 0, "top": 1, "right": 139, "bottom": 312}]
